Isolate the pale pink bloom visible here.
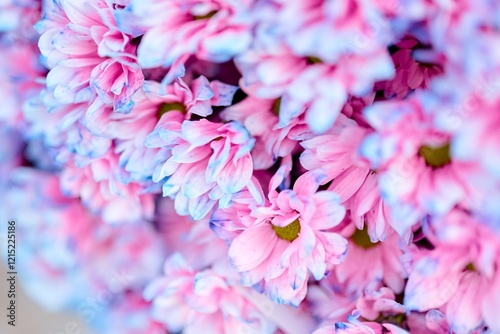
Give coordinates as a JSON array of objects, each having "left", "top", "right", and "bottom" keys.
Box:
[
  {"left": 85, "top": 77, "right": 236, "bottom": 183},
  {"left": 301, "top": 114, "right": 394, "bottom": 241},
  {"left": 146, "top": 117, "right": 257, "bottom": 220},
  {"left": 404, "top": 209, "right": 500, "bottom": 333},
  {"left": 60, "top": 150, "right": 155, "bottom": 224},
  {"left": 360, "top": 97, "right": 482, "bottom": 235},
  {"left": 266, "top": 0, "right": 396, "bottom": 63},
  {"left": 221, "top": 95, "right": 313, "bottom": 170},
  {"left": 213, "top": 166, "right": 348, "bottom": 306},
  {"left": 144, "top": 254, "right": 278, "bottom": 334},
  {"left": 36, "top": 0, "right": 144, "bottom": 113},
  {"left": 118, "top": 0, "right": 252, "bottom": 82},
  {"left": 236, "top": 38, "right": 394, "bottom": 133},
  {"left": 333, "top": 229, "right": 408, "bottom": 295}
]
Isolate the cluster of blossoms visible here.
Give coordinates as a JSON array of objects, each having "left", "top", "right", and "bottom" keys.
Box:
[{"left": 1, "top": 0, "right": 500, "bottom": 333}]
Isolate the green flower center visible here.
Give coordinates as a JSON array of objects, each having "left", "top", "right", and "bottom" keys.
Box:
[
  {"left": 465, "top": 262, "right": 476, "bottom": 271},
  {"left": 193, "top": 10, "right": 217, "bottom": 20},
  {"left": 157, "top": 102, "right": 186, "bottom": 119},
  {"left": 418, "top": 143, "right": 451, "bottom": 168},
  {"left": 272, "top": 219, "right": 301, "bottom": 242},
  {"left": 351, "top": 226, "right": 378, "bottom": 249},
  {"left": 272, "top": 98, "right": 281, "bottom": 116},
  {"left": 306, "top": 56, "right": 322, "bottom": 64}
]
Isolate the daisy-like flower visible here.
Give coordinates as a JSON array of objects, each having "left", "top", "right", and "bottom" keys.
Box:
[
  {"left": 86, "top": 76, "right": 237, "bottom": 184},
  {"left": 117, "top": 0, "right": 253, "bottom": 83},
  {"left": 211, "top": 166, "right": 348, "bottom": 306},
  {"left": 236, "top": 35, "right": 394, "bottom": 134},
  {"left": 36, "top": 0, "right": 144, "bottom": 113},
  {"left": 333, "top": 227, "right": 408, "bottom": 295},
  {"left": 404, "top": 209, "right": 500, "bottom": 333},
  {"left": 359, "top": 96, "right": 482, "bottom": 235},
  {"left": 144, "top": 253, "right": 278, "bottom": 334},
  {"left": 146, "top": 117, "right": 257, "bottom": 220},
  {"left": 60, "top": 149, "right": 155, "bottom": 224},
  {"left": 300, "top": 114, "right": 395, "bottom": 241}
]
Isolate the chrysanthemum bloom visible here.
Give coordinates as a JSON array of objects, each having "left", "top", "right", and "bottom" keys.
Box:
[
  {"left": 36, "top": 0, "right": 144, "bottom": 113},
  {"left": 60, "top": 150, "right": 155, "bottom": 224},
  {"left": 233, "top": 0, "right": 396, "bottom": 134},
  {"left": 261, "top": 0, "right": 397, "bottom": 64},
  {"left": 300, "top": 114, "right": 395, "bottom": 241},
  {"left": 144, "top": 254, "right": 278, "bottom": 334},
  {"left": 236, "top": 36, "right": 394, "bottom": 134},
  {"left": 85, "top": 76, "right": 237, "bottom": 184},
  {"left": 404, "top": 209, "right": 500, "bottom": 333},
  {"left": 146, "top": 117, "right": 257, "bottom": 220},
  {"left": 360, "top": 97, "right": 481, "bottom": 235},
  {"left": 221, "top": 95, "right": 312, "bottom": 170},
  {"left": 333, "top": 227, "right": 408, "bottom": 295},
  {"left": 116, "top": 0, "right": 253, "bottom": 83},
  {"left": 314, "top": 313, "right": 409, "bottom": 334},
  {"left": 211, "top": 166, "right": 348, "bottom": 306},
  {"left": 91, "top": 292, "right": 165, "bottom": 334}
]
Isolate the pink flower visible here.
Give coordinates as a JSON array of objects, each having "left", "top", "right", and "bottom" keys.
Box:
[
  {"left": 86, "top": 76, "right": 236, "bottom": 183},
  {"left": 118, "top": 0, "right": 252, "bottom": 82},
  {"left": 144, "top": 254, "right": 278, "bottom": 334},
  {"left": 360, "top": 97, "right": 481, "bottom": 235},
  {"left": 404, "top": 209, "right": 500, "bottom": 333},
  {"left": 300, "top": 114, "right": 395, "bottom": 241},
  {"left": 146, "top": 117, "right": 257, "bottom": 220},
  {"left": 60, "top": 150, "right": 155, "bottom": 224},
  {"left": 333, "top": 228, "right": 408, "bottom": 295},
  {"left": 236, "top": 38, "right": 394, "bottom": 134},
  {"left": 212, "top": 166, "right": 348, "bottom": 306},
  {"left": 36, "top": 0, "right": 144, "bottom": 113}
]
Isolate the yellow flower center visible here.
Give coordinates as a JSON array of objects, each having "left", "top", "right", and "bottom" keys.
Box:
[
  {"left": 306, "top": 56, "right": 322, "bottom": 64},
  {"left": 157, "top": 102, "right": 186, "bottom": 118},
  {"left": 465, "top": 262, "right": 476, "bottom": 272},
  {"left": 351, "top": 226, "right": 378, "bottom": 249},
  {"left": 272, "top": 98, "right": 281, "bottom": 116},
  {"left": 272, "top": 219, "right": 301, "bottom": 242},
  {"left": 418, "top": 143, "right": 451, "bottom": 168},
  {"left": 193, "top": 10, "right": 217, "bottom": 20}
]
